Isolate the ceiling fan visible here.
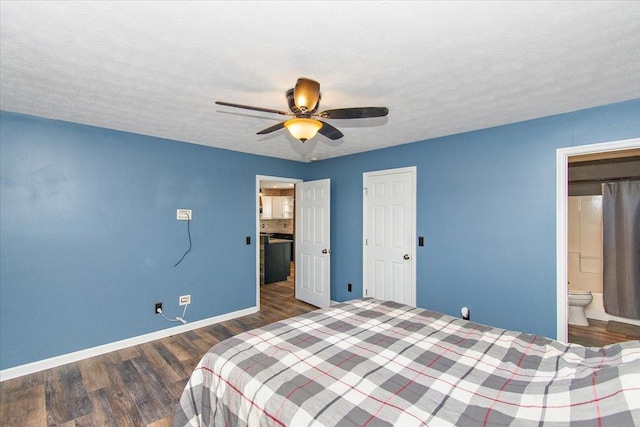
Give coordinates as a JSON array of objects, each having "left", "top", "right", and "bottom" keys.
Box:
[{"left": 215, "top": 78, "right": 389, "bottom": 142}]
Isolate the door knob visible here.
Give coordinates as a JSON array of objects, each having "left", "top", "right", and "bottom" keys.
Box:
[
  {"left": 403, "top": 254, "right": 410, "bottom": 260},
  {"left": 322, "top": 249, "right": 332, "bottom": 254}
]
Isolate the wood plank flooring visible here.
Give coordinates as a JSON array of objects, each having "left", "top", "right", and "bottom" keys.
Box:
[
  {"left": 568, "top": 318, "right": 640, "bottom": 347},
  {"left": 0, "top": 269, "right": 315, "bottom": 427}
]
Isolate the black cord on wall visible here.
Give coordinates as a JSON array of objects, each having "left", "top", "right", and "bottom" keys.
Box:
[{"left": 174, "top": 217, "right": 192, "bottom": 267}]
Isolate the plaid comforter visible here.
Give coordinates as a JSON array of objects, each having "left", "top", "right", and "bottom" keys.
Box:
[{"left": 173, "top": 298, "right": 640, "bottom": 426}]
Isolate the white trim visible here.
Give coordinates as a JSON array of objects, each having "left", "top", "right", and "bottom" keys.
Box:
[
  {"left": 0, "top": 306, "right": 257, "bottom": 382},
  {"left": 556, "top": 137, "right": 640, "bottom": 343},
  {"left": 362, "top": 185, "right": 367, "bottom": 299},
  {"left": 362, "top": 166, "right": 417, "bottom": 306},
  {"left": 255, "top": 175, "right": 302, "bottom": 310}
]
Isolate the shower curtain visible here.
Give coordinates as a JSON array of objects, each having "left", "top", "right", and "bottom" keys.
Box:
[{"left": 603, "top": 180, "right": 640, "bottom": 319}]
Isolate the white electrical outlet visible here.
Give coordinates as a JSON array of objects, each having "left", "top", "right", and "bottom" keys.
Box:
[
  {"left": 179, "top": 294, "right": 191, "bottom": 306},
  {"left": 177, "top": 209, "right": 192, "bottom": 220}
]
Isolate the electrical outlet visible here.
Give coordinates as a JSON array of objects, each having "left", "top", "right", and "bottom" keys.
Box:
[
  {"left": 155, "top": 302, "right": 162, "bottom": 314},
  {"left": 179, "top": 294, "right": 191, "bottom": 306},
  {"left": 347, "top": 283, "right": 352, "bottom": 292},
  {"left": 177, "top": 209, "right": 192, "bottom": 220}
]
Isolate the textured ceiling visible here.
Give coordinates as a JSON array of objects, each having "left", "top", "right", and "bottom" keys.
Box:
[{"left": 1, "top": 1, "right": 639, "bottom": 162}]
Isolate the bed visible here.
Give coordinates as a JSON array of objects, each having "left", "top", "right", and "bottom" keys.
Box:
[{"left": 173, "top": 298, "right": 640, "bottom": 426}]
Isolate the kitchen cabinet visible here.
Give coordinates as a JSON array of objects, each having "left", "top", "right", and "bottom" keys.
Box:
[
  {"left": 263, "top": 238, "right": 292, "bottom": 284},
  {"left": 261, "top": 196, "right": 273, "bottom": 218},
  {"left": 260, "top": 195, "right": 293, "bottom": 219},
  {"left": 281, "top": 196, "right": 294, "bottom": 218}
]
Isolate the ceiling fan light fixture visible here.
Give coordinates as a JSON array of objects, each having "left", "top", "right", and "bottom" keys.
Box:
[
  {"left": 284, "top": 118, "right": 322, "bottom": 142},
  {"left": 293, "top": 78, "right": 320, "bottom": 112},
  {"left": 216, "top": 77, "right": 387, "bottom": 141}
]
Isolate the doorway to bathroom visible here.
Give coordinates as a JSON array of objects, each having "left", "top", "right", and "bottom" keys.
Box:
[{"left": 556, "top": 138, "right": 640, "bottom": 344}]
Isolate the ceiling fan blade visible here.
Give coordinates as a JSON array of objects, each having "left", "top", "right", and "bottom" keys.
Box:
[
  {"left": 318, "top": 121, "right": 344, "bottom": 140},
  {"left": 318, "top": 107, "right": 389, "bottom": 119},
  {"left": 215, "top": 101, "right": 291, "bottom": 116},
  {"left": 294, "top": 78, "right": 320, "bottom": 112},
  {"left": 257, "top": 121, "right": 286, "bottom": 135}
]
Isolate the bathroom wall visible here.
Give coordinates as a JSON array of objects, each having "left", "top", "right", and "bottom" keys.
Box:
[{"left": 567, "top": 195, "right": 603, "bottom": 293}]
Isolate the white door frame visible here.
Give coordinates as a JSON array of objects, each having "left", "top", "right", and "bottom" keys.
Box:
[
  {"left": 555, "top": 137, "right": 640, "bottom": 342},
  {"left": 255, "top": 175, "right": 302, "bottom": 310},
  {"left": 362, "top": 166, "right": 417, "bottom": 305}
]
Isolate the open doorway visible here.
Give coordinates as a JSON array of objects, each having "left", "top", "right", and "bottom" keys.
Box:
[
  {"left": 556, "top": 138, "right": 640, "bottom": 343},
  {"left": 255, "top": 175, "right": 301, "bottom": 310}
]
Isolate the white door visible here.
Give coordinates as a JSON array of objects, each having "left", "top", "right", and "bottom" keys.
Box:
[
  {"left": 296, "top": 179, "right": 331, "bottom": 308},
  {"left": 363, "top": 167, "right": 416, "bottom": 306}
]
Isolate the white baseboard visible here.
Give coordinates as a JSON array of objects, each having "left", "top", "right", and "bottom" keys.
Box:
[{"left": 0, "top": 306, "right": 258, "bottom": 382}]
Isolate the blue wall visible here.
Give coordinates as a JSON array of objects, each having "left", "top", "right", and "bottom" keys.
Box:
[
  {"left": 307, "top": 98, "right": 640, "bottom": 338},
  {"left": 0, "top": 112, "right": 306, "bottom": 369},
  {"left": 1, "top": 99, "right": 639, "bottom": 370}
]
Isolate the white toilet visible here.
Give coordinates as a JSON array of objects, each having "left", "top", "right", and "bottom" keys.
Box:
[{"left": 568, "top": 290, "right": 593, "bottom": 326}]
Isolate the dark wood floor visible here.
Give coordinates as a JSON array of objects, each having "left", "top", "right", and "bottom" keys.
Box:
[
  {"left": 0, "top": 270, "right": 315, "bottom": 427},
  {"left": 568, "top": 318, "right": 640, "bottom": 347}
]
